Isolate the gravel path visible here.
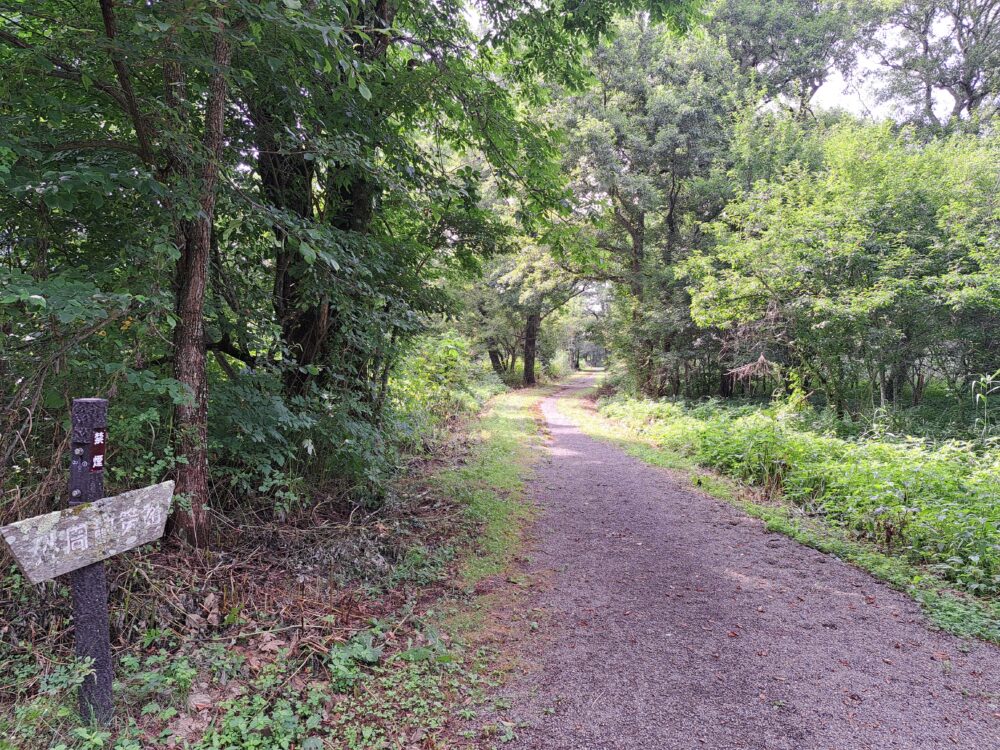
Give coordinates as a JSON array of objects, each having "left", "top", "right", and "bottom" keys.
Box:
[{"left": 497, "top": 375, "right": 1000, "bottom": 750}]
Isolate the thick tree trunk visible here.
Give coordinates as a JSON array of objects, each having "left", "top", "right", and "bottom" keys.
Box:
[
  {"left": 523, "top": 311, "right": 541, "bottom": 386},
  {"left": 172, "top": 20, "right": 231, "bottom": 548}
]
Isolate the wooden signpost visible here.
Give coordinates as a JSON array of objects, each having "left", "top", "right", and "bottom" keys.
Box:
[{"left": 0, "top": 398, "right": 174, "bottom": 725}]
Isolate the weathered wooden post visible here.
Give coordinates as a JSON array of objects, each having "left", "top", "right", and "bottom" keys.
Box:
[
  {"left": 0, "top": 398, "right": 173, "bottom": 725},
  {"left": 69, "top": 398, "right": 113, "bottom": 724}
]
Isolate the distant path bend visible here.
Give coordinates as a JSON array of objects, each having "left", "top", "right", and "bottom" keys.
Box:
[{"left": 499, "top": 374, "right": 1000, "bottom": 750}]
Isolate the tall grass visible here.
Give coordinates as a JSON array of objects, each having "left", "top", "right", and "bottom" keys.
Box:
[{"left": 599, "top": 396, "right": 1000, "bottom": 595}]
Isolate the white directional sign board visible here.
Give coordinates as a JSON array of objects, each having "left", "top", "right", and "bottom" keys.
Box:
[{"left": 0, "top": 481, "right": 174, "bottom": 583}]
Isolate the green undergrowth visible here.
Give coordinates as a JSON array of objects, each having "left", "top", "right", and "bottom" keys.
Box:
[
  {"left": 434, "top": 387, "right": 551, "bottom": 586},
  {"left": 1, "top": 387, "right": 548, "bottom": 750},
  {"left": 558, "top": 378, "right": 1000, "bottom": 643}
]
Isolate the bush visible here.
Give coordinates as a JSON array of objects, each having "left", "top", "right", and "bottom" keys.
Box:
[
  {"left": 390, "top": 332, "right": 505, "bottom": 449},
  {"left": 199, "top": 332, "right": 505, "bottom": 515},
  {"left": 544, "top": 351, "right": 573, "bottom": 380},
  {"left": 599, "top": 394, "right": 1000, "bottom": 595}
]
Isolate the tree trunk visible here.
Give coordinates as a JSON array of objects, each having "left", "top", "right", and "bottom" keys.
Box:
[
  {"left": 487, "top": 346, "right": 505, "bottom": 377},
  {"left": 720, "top": 369, "right": 734, "bottom": 398},
  {"left": 523, "top": 311, "right": 540, "bottom": 386},
  {"left": 913, "top": 371, "right": 926, "bottom": 406},
  {"left": 172, "top": 19, "right": 231, "bottom": 548},
  {"left": 879, "top": 362, "right": 907, "bottom": 405},
  {"left": 890, "top": 362, "right": 907, "bottom": 404},
  {"left": 248, "top": 95, "right": 321, "bottom": 396}
]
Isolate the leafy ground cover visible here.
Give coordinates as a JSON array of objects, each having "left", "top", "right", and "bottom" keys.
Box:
[
  {"left": 556, "top": 376, "right": 1000, "bottom": 642},
  {"left": 1, "top": 385, "right": 547, "bottom": 749}
]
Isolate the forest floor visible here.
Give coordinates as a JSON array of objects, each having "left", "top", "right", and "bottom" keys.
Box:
[
  {"left": 485, "top": 373, "right": 1000, "bottom": 749},
  {"left": 2, "top": 386, "right": 552, "bottom": 749}
]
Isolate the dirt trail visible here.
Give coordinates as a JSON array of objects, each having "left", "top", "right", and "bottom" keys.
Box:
[{"left": 496, "top": 374, "right": 1000, "bottom": 750}]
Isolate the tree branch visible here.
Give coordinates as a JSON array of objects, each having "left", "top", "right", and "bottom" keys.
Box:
[
  {"left": 43, "top": 139, "right": 144, "bottom": 156},
  {"left": 206, "top": 331, "right": 256, "bottom": 368},
  {"left": 98, "top": 0, "right": 155, "bottom": 163},
  {"left": 0, "top": 28, "right": 132, "bottom": 113}
]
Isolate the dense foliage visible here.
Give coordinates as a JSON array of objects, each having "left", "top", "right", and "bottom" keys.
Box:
[
  {"left": 2, "top": 0, "right": 999, "bottom": 745},
  {"left": 687, "top": 124, "right": 1000, "bottom": 413},
  {"left": 0, "top": 0, "right": 693, "bottom": 544},
  {"left": 8, "top": 0, "right": 992, "bottom": 544},
  {"left": 2, "top": 0, "right": 996, "bottom": 590},
  {"left": 524, "top": 0, "right": 999, "bottom": 414}
]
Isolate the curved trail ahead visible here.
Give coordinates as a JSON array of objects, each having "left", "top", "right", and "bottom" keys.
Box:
[{"left": 498, "top": 375, "right": 1000, "bottom": 750}]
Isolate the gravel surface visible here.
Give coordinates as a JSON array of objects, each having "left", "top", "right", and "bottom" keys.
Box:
[{"left": 496, "top": 375, "right": 1000, "bottom": 750}]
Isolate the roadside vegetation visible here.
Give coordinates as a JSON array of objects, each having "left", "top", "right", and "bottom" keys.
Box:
[
  {"left": 600, "top": 390, "right": 1000, "bottom": 595},
  {"left": 556, "top": 377, "right": 1000, "bottom": 642},
  {"left": 2, "top": 342, "right": 546, "bottom": 749}
]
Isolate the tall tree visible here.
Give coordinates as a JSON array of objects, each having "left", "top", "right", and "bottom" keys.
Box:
[
  {"left": 462, "top": 246, "right": 584, "bottom": 385},
  {"left": 169, "top": 8, "right": 233, "bottom": 545},
  {"left": 0, "top": 0, "right": 262, "bottom": 544},
  {"left": 875, "top": 0, "right": 1000, "bottom": 130},
  {"left": 710, "top": 0, "right": 868, "bottom": 114},
  {"left": 553, "top": 19, "right": 744, "bottom": 394}
]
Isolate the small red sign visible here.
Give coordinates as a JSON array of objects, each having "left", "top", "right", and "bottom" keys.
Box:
[{"left": 91, "top": 429, "right": 107, "bottom": 473}]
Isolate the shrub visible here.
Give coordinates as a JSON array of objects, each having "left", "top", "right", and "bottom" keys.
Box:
[
  {"left": 390, "top": 331, "right": 505, "bottom": 449},
  {"left": 544, "top": 351, "right": 574, "bottom": 380}
]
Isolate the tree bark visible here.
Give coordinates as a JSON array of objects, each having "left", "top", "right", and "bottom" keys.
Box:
[
  {"left": 913, "top": 371, "right": 926, "bottom": 406},
  {"left": 172, "top": 17, "right": 231, "bottom": 548},
  {"left": 523, "top": 311, "right": 540, "bottom": 386},
  {"left": 720, "top": 369, "right": 734, "bottom": 398},
  {"left": 487, "top": 347, "right": 505, "bottom": 377}
]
